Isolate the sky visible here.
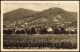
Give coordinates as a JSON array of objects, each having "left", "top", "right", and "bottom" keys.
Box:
[{"left": 2, "top": 1, "right": 79, "bottom": 13}]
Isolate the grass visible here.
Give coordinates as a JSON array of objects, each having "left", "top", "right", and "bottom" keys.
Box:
[{"left": 3, "top": 34, "right": 77, "bottom": 49}]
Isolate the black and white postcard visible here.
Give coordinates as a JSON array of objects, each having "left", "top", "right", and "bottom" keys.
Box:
[{"left": 1, "top": 1, "right": 79, "bottom": 51}]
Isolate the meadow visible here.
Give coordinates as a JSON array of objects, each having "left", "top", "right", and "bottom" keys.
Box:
[{"left": 3, "top": 34, "right": 77, "bottom": 49}]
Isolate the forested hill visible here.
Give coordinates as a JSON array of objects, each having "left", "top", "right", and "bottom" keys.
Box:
[
  {"left": 3, "top": 7, "right": 77, "bottom": 28},
  {"left": 3, "top": 8, "right": 38, "bottom": 22}
]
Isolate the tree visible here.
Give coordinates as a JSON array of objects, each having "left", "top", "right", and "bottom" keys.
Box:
[
  {"left": 30, "top": 27, "right": 36, "bottom": 34},
  {"left": 40, "top": 26, "right": 48, "bottom": 34},
  {"left": 54, "top": 28, "right": 59, "bottom": 34},
  {"left": 60, "top": 27, "right": 66, "bottom": 34}
]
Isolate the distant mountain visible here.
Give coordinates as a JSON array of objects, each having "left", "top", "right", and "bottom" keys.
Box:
[
  {"left": 26, "top": 7, "right": 77, "bottom": 28},
  {"left": 3, "top": 8, "right": 38, "bottom": 22},
  {"left": 3, "top": 7, "right": 77, "bottom": 28},
  {"left": 70, "top": 12, "right": 77, "bottom": 20},
  {"left": 33, "top": 7, "right": 77, "bottom": 21}
]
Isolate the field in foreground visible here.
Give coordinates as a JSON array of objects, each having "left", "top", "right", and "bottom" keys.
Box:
[{"left": 3, "top": 34, "right": 77, "bottom": 49}]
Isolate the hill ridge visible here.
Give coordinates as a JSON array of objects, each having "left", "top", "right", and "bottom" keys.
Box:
[{"left": 3, "top": 7, "right": 77, "bottom": 28}]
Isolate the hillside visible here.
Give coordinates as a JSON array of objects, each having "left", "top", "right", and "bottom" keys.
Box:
[
  {"left": 26, "top": 7, "right": 77, "bottom": 28},
  {"left": 3, "top": 7, "right": 77, "bottom": 28},
  {"left": 32, "top": 7, "right": 77, "bottom": 21},
  {"left": 3, "top": 8, "right": 38, "bottom": 22}
]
